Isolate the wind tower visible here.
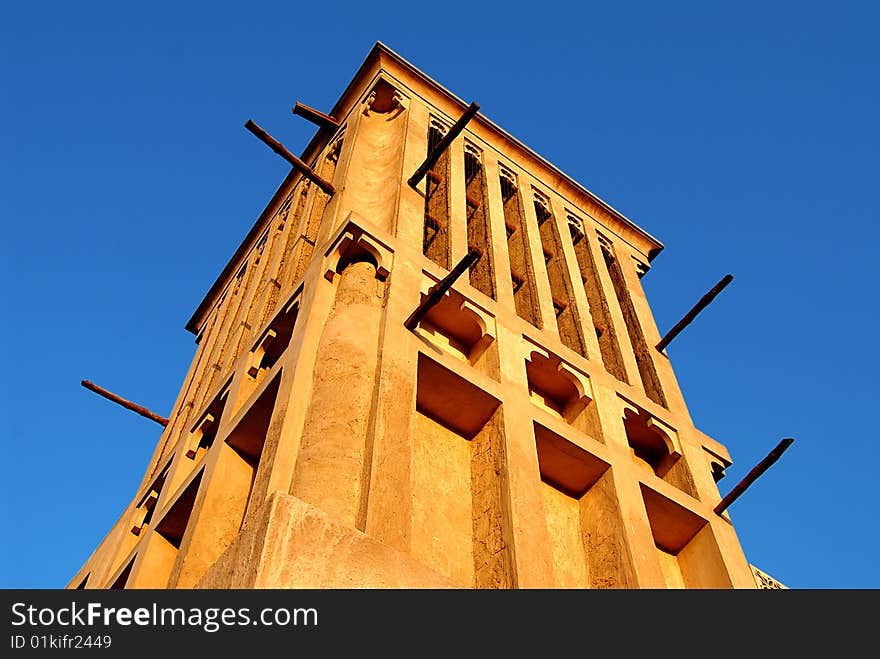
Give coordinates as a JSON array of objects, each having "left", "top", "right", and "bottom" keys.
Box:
[{"left": 70, "top": 43, "right": 778, "bottom": 589}]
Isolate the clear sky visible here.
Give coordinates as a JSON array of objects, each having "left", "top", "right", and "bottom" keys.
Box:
[{"left": 1, "top": 1, "right": 877, "bottom": 589}]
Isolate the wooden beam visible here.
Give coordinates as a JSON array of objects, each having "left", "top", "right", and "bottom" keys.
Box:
[
  {"left": 244, "top": 119, "right": 335, "bottom": 195},
  {"left": 656, "top": 274, "right": 733, "bottom": 352},
  {"left": 714, "top": 438, "right": 794, "bottom": 516},
  {"left": 292, "top": 102, "right": 340, "bottom": 131},
  {"left": 404, "top": 250, "right": 481, "bottom": 331},
  {"left": 81, "top": 379, "right": 169, "bottom": 427},
  {"left": 407, "top": 102, "right": 480, "bottom": 188}
]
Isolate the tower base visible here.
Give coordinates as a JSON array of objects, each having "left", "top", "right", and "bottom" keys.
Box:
[{"left": 198, "top": 492, "right": 458, "bottom": 589}]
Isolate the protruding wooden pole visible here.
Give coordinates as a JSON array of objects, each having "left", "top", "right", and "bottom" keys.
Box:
[
  {"left": 404, "top": 250, "right": 481, "bottom": 331},
  {"left": 81, "top": 379, "right": 169, "bottom": 427},
  {"left": 244, "top": 119, "right": 335, "bottom": 195},
  {"left": 656, "top": 274, "right": 734, "bottom": 352},
  {"left": 714, "top": 438, "right": 794, "bottom": 516},
  {"left": 292, "top": 102, "right": 340, "bottom": 131},
  {"left": 407, "top": 102, "right": 480, "bottom": 188}
]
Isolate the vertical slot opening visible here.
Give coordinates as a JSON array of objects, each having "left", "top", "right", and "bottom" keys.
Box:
[
  {"left": 463, "top": 144, "right": 495, "bottom": 299},
  {"left": 215, "top": 263, "right": 253, "bottom": 378},
  {"left": 600, "top": 236, "right": 667, "bottom": 407},
  {"left": 291, "top": 135, "right": 344, "bottom": 286},
  {"left": 499, "top": 166, "right": 540, "bottom": 327},
  {"left": 274, "top": 178, "right": 312, "bottom": 298},
  {"left": 566, "top": 214, "right": 629, "bottom": 383},
  {"left": 423, "top": 119, "right": 451, "bottom": 268},
  {"left": 533, "top": 193, "right": 587, "bottom": 357},
  {"left": 230, "top": 230, "right": 271, "bottom": 360}
]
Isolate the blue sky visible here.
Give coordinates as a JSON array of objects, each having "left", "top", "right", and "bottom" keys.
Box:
[{"left": 1, "top": 1, "right": 877, "bottom": 588}]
